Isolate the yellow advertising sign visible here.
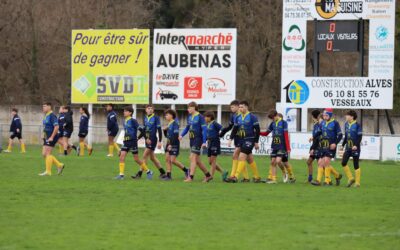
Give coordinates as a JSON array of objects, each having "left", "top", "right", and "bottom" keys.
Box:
[{"left": 71, "top": 29, "right": 149, "bottom": 104}]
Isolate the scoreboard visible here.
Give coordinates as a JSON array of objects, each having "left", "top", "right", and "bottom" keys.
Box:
[{"left": 315, "top": 20, "right": 359, "bottom": 52}]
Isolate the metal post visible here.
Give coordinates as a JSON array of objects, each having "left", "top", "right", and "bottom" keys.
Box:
[
  {"left": 217, "top": 105, "right": 222, "bottom": 124},
  {"left": 385, "top": 110, "right": 395, "bottom": 135},
  {"left": 358, "top": 18, "right": 364, "bottom": 76},
  {"left": 313, "top": 19, "right": 320, "bottom": 77},
  {"left": 374, "top": 109, "right": 380, "bottom": 134},
  {"left": 88, "top": 103, "right": 93, "bottom": 147},
  {"left": 132, "top": 104, "right": 137, "bottom": 119},
  {"left": 296, "top": 108, "right": 301, "bottom": 132}
]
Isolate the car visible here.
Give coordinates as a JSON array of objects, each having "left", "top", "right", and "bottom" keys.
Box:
[{"left": 159, "top": 90, "right": 178, "bottom": 100}]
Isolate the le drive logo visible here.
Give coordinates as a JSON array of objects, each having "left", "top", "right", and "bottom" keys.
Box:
[{"left": 184, "top": 77, "right": 202, "bottom": 99}]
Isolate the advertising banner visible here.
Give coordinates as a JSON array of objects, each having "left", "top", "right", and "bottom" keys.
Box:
[
  {"left": 381, "top": 136, "right": 400, "bottom": 161},
  {"left": 281, "top": 0, "right": 396, "bottom": 109},
  {"left": 152, "top": 29, "right": 237, "bottom": 104},
  {"left": 71, "top": 29, "right": 150, "bottom": 104}
]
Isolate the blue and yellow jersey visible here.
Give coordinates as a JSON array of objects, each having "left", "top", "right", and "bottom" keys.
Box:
[
  {"left": 43, "top": 111, "right": 58, "bottom": 138},
  {"left": 79, "top": 114, "right": 89, "bottom": 134},
  {"left": 58, "top": 113, "right": 65, "bottom": 133},
  {"left": 181, "top": 112, "right": 207, "bottom": 143},
  {"left": 144, "top": 114, "right": 161, "bottom": 139},
  {"left": 166, "top": 119, "right": 180, "bottom": 146},
  {"left": 233, "top": 112, "right": 260, "bottom": 142},
  {"left": 207, "top": 120, "right": 222, "bottom": 140},
  {"left": 10, "top": 115, "right": 22, "bottom": 133},
  {"left": 107, "top": 111, "right": 119, "bottom": 132},
  {"left": 267, "top": 118, "right": 289, "bottom": 150},
  {"left": 311, "top": 121, "right": 321, "bottom": 150},
  {"left": 343, "top": 121, "right": 362, "bottom": 151},
  {"left": 320, "top": 119, "right": 342, "bottom": 149},
  {"left": 124, "top": 116, "right": 139, "bottom": 142}
]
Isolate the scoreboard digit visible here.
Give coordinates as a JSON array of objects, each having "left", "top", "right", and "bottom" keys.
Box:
[{"left": 315, "top": 20, "right": 359, "bottom": 52}]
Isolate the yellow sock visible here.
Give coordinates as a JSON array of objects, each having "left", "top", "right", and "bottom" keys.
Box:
[
  {"left": 108, "top": 145, "right": 114, "bottom": 156},
  {"left": 45, "top": 155, "right": 53, "bottom": 175},
  {"left": 79, "top": 142, "right": 85, "bottom": 156},
  {"left": 51, "top": 155, "right": 63, "bottom": 168},
  {"left": 286, "top": 164, "right": 294, "bottom": 178},
  {"left": 249, "top": 161, "right": 260, "bottom": 179},
  {"left": 235, "top": 161, "right": 246, "bottom": 179},
  {"left": 141, "top": 162, "right": 149, "bottom": 172},
  {"left": 21, "top": 143, "right": 26, "bottom": 153},
  {"left": 324, "top": 167, "right": 331, "bottom": 184},
  {"left": 7, "top": 144, "right": 12, "bottom": 152},
  {"left": 113, "top": 143, "right": 120, "bottom": 152},
  {"left": 317, "top": 167, "right": 323, "bottom": 182},
  {"left": 268, "top": 165, "right": 273, "bottom": 179},
  {"left": 230, "top": 160, "right": 238, "bottom": 178},
  {"left": 280, "top": 165, "right": 286, "bottom": 175},
  {"left": 241, "top": 166, "right": 250, "bottom": 179},
  {"left": 329, "top": 165, "right": 340, "bottom": 178},
  {"left": 58, "top": 144, "right": 63, "bottom": 154},
  {"left": 119, "top": 162, "right": 125, "bottom": 176},
  {"left": 355, "top": 168, "right": 361, "bottom": 185},
  {"left": 343, "top": 165, "right": 354, "bottom": 180}
]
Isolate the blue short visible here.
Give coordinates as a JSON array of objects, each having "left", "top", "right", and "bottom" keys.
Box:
[
  {"left": 78, "top": 131, "right": 88, "bottom": 138},
  {"left": 145, "top": 137, "right": 158, "bottom": 151},
  {"left": 207, "top": 139, "right": 221, "bottom": 157},
  {"left": 10, "top": 132, "right": 22, "bottom": 140},
  {"left": 270, "top": 149, "right": 288, "bottom": 162},
  {"left": 165, "top": 143, "right": 179, "bottom": 156},
  {"left": 190, "top": 138, "right": 203, "bottom": 155},
  {"left": 108, "top": 129, "right": 119, "bottom": 137},
  {"left": 43, "top": 135, "right": 59, "bottom": 147},
  {"left": 321, "top": 148, "right": 336, "bottom": 158},
  {"left": 121, "top": 140, "right": 138, "bottom": 154},
  {"left": 63, "top": 130, "right": 72, "bottom": 138},
  {"left": 234, "top": 137, "right": 243, "bottom": 148},
  {"left": 240, "top": 139, "right": 254, "bottom": 155}
]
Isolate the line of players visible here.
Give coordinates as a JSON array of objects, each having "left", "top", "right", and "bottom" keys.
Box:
[{"left": 4, "top": 101, "right": 362, "bottom": 187}]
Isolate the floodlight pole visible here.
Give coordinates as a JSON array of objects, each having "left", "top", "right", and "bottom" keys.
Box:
[
  {"left": 313, "top": 18, "right": 320, "bottom": 77},
  {"left": 358, "top": 18, "right": 364, "bottom": 128},
  {"left": 132, "top": 104, "right": 137, "bottom": 119},
  {"left": 217, "top": 105, "right": 222, "bottom": 124},
  {"left": 88, "top": 103, "right": 93, "bottom": 147}
]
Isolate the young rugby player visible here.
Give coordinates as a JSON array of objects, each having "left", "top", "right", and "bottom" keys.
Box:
[
  {"left": 226, "top": 101, "right": 262, "bottom": 183},
  {"left": 135, "top": 104, "right": 166, "bottom": 179},
  {"left": 204, "top": 111, "right": 228, "bottom": 181},
  {"left": 62, "top": 106, "right": 76, "bottom": 154},
  {"left": 261, "top": 110, "right": 294, "bottom": 184},
  {"left": 179, "top": 102, "right": 212, "bottom": 183},
  {"left": 39, "top": 103, "right": 64, "bottom": 176},
  {"left": 311, "top": 108, "right": 343, "bottom": 186},
  {"left": 306, "top": 110, "right": 322, "bottom": 183},
  {"left": 77, "top": 107, "right": 93, "bottom": 156},
  {"left": 106, "top": 104, "right": 120, "bottom": 157},
  {"left": 162, "top": 109, "right": 189, "bottom": 181},
  {"left": 57, "top": 106, "right": 67, "bottom": 155},
  {"left": 220, "top": 100, "right": 250, "bottom": 182},
  {"left": 115, "top": 106, "right": 152, "bottom": 180},
  {"left": 341, "top": 110, "right": 362, "bottom": 188},
  {"left": 4, "top": 108, "right": 26, "bottom": 153}
]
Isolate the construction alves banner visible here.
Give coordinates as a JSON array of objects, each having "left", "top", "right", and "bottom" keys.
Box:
[
  {"left": 71, "top": 29, "right": 150, "bottom": 104},
  {"left": 152, "top": 29, "right": 237, "bottom": 105}
]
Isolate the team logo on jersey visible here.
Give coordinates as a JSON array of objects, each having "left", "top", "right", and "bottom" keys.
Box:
[{"left": 284, "top": 80, "right": 310, "bottom": 105}]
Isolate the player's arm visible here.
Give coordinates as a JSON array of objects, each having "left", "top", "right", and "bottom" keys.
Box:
[
  {"left": 254, "top": 123, "right": 260, "bottom": 143},
  {"left": 283, "top": 121, "right": 291, "bottom": 152},
  {"left": 137, "top": 126, "right": 145, "bottom": 140},
  {"left": 157, "top": 117, "right": 162, "bottom": 142},
  {"left": 355, "top": 124, "right": 363, "bottom": 149},
  {"left": 170, "top": 123, "right": 180, "bottom": 145},
  {"left": 229, "top": 124, "right": 239, "bottom": 140},
  {"left": 260, "top": 123, "right": 272, "bottom": 136},
  {"left": 335, "top": 122, "right": 343, "bottom": 144},
  {"left": 201, "top": 116, "right": 207, "bottom": 144},
  {"left": 180, "top": 120, "right": 190, "bottom": 138},
  {"left": 15, "top": 117, "right": 22, "bottom": 132},
  {"left": 49, "top": 116, "right": 59, "bottom": 140},
  {"left": 220, "top": 121, "right": 233, "bottom": 137}
]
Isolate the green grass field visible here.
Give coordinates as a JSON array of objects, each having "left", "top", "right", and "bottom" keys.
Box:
[{"left": 0, "top": 145, "right": 399, "bottom": 250}]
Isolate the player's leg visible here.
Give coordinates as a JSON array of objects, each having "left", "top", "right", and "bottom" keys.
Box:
[
  {"left": 353, "top": 153, "right": 361, "bottom": 187},
  {"left": 5, "top": 136, "right": 14, "bottom": 152},
  {"left": 341, "top": 151, "right": 355, "bottom": 187},
  {"left": 107, "top": 136, "right": 115, "bottom": 157},
  {"left": 79, "top": 137, "right": 85, "bottom": 156},
  {"left": 196, "top": 154, "right": 212, "bottom": 182},
  {"left": 283, "top": 154, "right": 295, "bottom": 183},
  {"left": 185, "top": 152, "right": 197, "bottom": 182},
  {"left": 18, "top": 136, "right": 26, "bottom": 153},
  {"left": 229, "top": 147, "right": 240, "bottom": 178},
  {"left": 246, "top": 153, "right": 261, "bottom": 182},
  {"left": 323, "top": 156, "right": 332, "bottom": 185},
  {"left": 133, "top": 152, "right": 152, "bottom": 180},
  {"left": 115, "top": 150, "right": 127, "bottom": 179},
  {"left": 162, "top": 153, "right": 172, "bottom": 181},
  {"left": 306, "top": 156, "right": 314, "bottom": 183},
  {"left": 209, "top": 155, "right": 217, "bottom": 178},
  {"left": 311, "top": 158, "right": 325, "bottom": 186},
  {"left": 148, "top": 149, "right": 166, "bottom": 177}
]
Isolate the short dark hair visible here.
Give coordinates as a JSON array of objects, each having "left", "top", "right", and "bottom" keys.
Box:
[
  {"left": 106, "top": 103, "right": 114, "bottom": 109},
  {"left": 164, "top": 109, "right": 177, "bottom": 119},
  {"left": 230, "top": 100, "right": 240, "bottom": 106},
  {"left": 311, "top": 109, "right": 321, "bottom": 119},
  {"left": 43, "top": 102, "right": 52, "bottom": 107},
  {"left": 64, "top": 106, "right": 71, "bottom": 112},
  {"left": 278, "top": 113, "right": 283, "bottom": 118},
  {"left": 268, "top": 109, "right": 278, "bottom": 119},
  {"left": 145, "top": 104, "right": 154, "bottom": 108},
  {"left": 346, "top": 110, "right": 357, "bottom": 120},
  {"left": 239, "top": 100, "right": 249, "bottom": 107},
  {"left": 204, "top": 111, "right": 215, "bottom": 120},
  {"left": 124, "top": 106, "right": 134, "bottom": 114},
  {"left": 11, "top": 108, "right": 18, "bottom": 113},
  {"left": 188, "top": 101, "right": 198, "bottom": 111}
]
